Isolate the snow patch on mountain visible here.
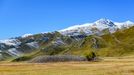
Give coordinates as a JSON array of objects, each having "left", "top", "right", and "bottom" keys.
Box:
[
  {"left": 60, "top": 23, "right": 93, "bottom": 32},
  {"left": 22, "top": 34, "right": 33, "bottom": 38},
  {"left": 0, "top": 39, "right": 21, "bottom": 46},
  {"left": 8, "top": 48, "right": 22, "bottom": 56},
  {"left": 114, "top": 21, "right": 134, "bottom": 29},
  {"left": 26, "top": 42, "right": 39, "bottom": 48}
]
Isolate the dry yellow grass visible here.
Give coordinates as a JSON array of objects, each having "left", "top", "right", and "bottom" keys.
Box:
[{"left": 0, "top": 56, "right": 134, "bottom": 75}]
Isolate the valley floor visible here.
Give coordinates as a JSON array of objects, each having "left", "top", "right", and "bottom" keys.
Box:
[{"left": 1, "top": 56, "right": 134, "bottom": 75}]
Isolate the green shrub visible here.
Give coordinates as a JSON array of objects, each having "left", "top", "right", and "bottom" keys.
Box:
[{"left": 84, "top": 52, "right": 96, "bottom": 61}]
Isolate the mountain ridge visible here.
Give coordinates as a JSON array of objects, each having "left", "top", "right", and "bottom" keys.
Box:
[{"left": 59, "top": 18, "right": 134, "bottom": 36}]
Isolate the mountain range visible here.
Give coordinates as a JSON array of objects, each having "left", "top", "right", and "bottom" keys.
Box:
[{"left": 0, "top": 18, "right": 134, "bottom": 61}]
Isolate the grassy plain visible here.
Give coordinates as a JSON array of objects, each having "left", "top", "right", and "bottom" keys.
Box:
[{"left": 0, "top": 56, "right": 134, "bottom": 75}]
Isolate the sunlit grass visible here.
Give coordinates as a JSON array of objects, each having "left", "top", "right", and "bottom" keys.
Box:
[{"left": 0, "top": 56, "right": 134, "bottom": 75}]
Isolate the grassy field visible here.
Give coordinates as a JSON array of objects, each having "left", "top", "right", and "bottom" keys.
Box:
[{"left": 1, "top": 56, "right": 134, "bottom": 75}]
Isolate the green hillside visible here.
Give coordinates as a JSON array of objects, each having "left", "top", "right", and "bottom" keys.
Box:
[{"left": 64, "top": 26, "right": 134, "bottom": 57}]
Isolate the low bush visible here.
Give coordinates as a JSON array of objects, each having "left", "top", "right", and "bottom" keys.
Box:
[{"left": 84, "top": 52, "right": 96, "bottom": 61}]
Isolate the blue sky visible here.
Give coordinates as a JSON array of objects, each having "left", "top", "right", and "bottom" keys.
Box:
[{"left": 0, "top": 0, "right": 134, "bottom": 39}]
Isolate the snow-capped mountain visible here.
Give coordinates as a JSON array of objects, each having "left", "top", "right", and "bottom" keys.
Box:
[
  {"left": 59, "top": 18, "right": 134, "bottom": 36},
  {"left": 0, "top": 18, "right": 134, "bottom": 60}
]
